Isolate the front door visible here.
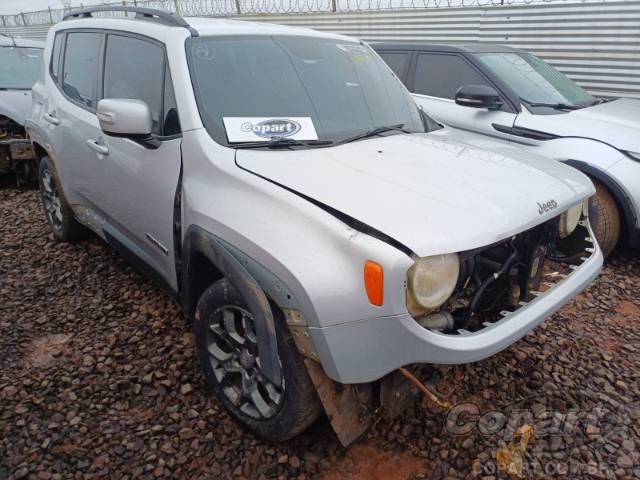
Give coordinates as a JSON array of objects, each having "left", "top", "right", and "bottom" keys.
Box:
[
  {"left": 410, "top": 52, "right": 517, "bottom": 143},
  {"left": 91, "top": 33, "right": 183, "bottom": 291}
]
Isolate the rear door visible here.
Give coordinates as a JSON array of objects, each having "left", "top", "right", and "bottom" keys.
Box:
[
  {"left": 91, "top": 33, "right": 183, "bottom": 292},
  {"left": 409, "top": 52, "right": 517, "bottom": 143},
  {"left": 48, "top": 30, "right": 105, "bottom": 206}
]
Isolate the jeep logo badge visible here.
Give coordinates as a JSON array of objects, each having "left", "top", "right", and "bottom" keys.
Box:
[
  {"left": 241, "top": 119, "right": 302, "bottom": 138},
  {"left": 537, "top": 199, "right": 558, "bottom": 215}
]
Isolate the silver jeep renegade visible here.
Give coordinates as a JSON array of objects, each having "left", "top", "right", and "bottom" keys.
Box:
[{"left": 27, "top": 6, "right": 602, "bottom": 444}]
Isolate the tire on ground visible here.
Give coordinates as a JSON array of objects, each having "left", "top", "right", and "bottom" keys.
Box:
[
  {"left": 194, "top": 278, "right": 322, "bottom": 441},
  {"left": 588, "top": 178, "right": 621, "bottom": 258},
  {"left": 38, "top": 156, "right": 87, "bottom": 242}
]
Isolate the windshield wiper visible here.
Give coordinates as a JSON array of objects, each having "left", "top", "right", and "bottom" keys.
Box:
[
  {"left": 339, "top": 123, "right": 411, "bottom": 145},
  {"left": 526, "top": 102, "right": 584, "bottom": 111},
  {"left": 232, "top": 137, "right": 333, "bottom": 149}
]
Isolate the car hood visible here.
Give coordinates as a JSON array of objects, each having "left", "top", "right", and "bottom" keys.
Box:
[
  {"left": 0, "top": 90, "right": 32, "bottom": 125},
  {"left": 236, "top": 129, "right": 594, "bottom": 257},
  {"left": 516, "top": 98, "right": 640, "bottom": 153}
]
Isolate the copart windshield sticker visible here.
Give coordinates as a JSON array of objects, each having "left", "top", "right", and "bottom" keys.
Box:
[{"left": 223, "top": 117, "right": 319, "bottom": 142}]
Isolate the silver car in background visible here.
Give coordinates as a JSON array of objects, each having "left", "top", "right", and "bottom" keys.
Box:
[
  {"left": 0, "top": 34, "right": 43, "bottom": 184},
  {"left": 374, "top": 43, "right": 640, "bottom": 256}
]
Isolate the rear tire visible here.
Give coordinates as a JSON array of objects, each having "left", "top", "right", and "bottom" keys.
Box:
[
  {"left": 38, "top": 156, "right": 87, "bottom": 242},
  {"left": 588, "top": 179, "right": 621, "bottom": 257},
  {"left": 194, "top": 278, "right": 321, "bottom": 441}
]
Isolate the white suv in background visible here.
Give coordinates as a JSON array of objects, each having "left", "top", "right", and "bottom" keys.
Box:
[
  {"left": 27, "top": 7, "right": 601, "bottom": 445},
  {"left": 374, "top": 43, "right": 640, "bottom": 257}
]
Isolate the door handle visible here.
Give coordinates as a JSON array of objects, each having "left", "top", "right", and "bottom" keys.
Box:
[
  {"left": 86, "top": 139, "right": 109, "bottom": 156},
  {"left": 43, "top": 112, "right": 59, "bottom": 125}
]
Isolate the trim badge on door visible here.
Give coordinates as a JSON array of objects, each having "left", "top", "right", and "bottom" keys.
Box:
[{"left": 145, "top": 233, "right": 169, "bottom": 256}]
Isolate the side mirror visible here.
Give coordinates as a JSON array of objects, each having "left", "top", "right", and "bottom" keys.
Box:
[
  {"left": 455, "top": 85, "right": 503, "bottom": 110},
  {"left": 97, "top": 98, "right": 153, "bottom": 136}
]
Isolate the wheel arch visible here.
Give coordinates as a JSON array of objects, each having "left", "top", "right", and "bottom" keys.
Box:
[
  {"left": 563, "top": 159, "right": 637, "bottom": 233},
  {"left": 181, "top": 225, "right": 284, "bottom": 385},
  {"left": 32, "top": 141, "right": 48, "bottom": 163}
]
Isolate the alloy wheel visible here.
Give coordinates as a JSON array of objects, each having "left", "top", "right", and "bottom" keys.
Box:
[
  {"left": 206, "top": 305, "right": 284, "bottom": 419},
  {"left": 41, "top": 169, "right": 63, "bottom": 231}
]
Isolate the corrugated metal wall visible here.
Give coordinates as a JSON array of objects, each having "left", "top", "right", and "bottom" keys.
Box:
[
  {"left": 1, "top": 25, "right": 50, "bottom": 40},
  {"left": 3, "top": 1, "right": 639, "bottom": 97}
]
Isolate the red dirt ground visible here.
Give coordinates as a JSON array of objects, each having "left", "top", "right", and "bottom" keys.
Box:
[{"left": 319, "top": 443, "right": 427, "bottom": 480}]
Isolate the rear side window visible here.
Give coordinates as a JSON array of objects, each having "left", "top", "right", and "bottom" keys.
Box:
[
  {"left": 413, "top": 53, "right": 489, "bottom": 99},
  {"left": 378, "top": 52, "right": 410, "bottom": 80},
  {"left": 50, "top": 33, "right": 63, "bottom": 82},
  {"left": 62, "top": 32, "right": 102, "bottom": 109},
  {"left": 103, "top": 35, "right": 165, "bottom": 135}
]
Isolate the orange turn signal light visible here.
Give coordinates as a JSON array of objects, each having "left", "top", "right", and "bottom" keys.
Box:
[{"left": 364, "top": 260, "right": 384, "bottom": 306}]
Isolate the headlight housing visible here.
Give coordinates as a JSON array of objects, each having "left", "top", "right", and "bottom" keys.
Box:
[
  {"left": 559, "top": 201, "right": 585, "bottom": 238},
  {"left": 407, "top": 253, "right": 460, "bottom": 313}
]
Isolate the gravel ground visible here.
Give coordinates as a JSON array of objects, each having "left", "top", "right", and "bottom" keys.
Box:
[{"left": 1, "top": 187, "right": 639, "bottom": 480}]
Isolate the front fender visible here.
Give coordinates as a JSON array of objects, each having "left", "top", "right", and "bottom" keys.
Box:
[
  {"left": 563, "top": 159, "right": 638, "bottom": 232},
  {"left": 525, "top": 136, "right": 625, "bottom": 172},
  {"left": 182, "top": 225, "right": 281, "bottom": 386}
]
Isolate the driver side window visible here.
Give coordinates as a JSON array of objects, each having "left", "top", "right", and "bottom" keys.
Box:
[
  {"left": 413, "top": 53, "right": 490, "bottom": 100},
  {"left": 103, "top": 34, "right": 165, "bottom": 135}
]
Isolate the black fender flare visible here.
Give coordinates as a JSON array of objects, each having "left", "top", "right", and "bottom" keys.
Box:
[
  {"left": 563, "top": 160, "right": 637, "bottom": 231},
  {"left": 181, "top": 225, "right": 281, "bottom": 386}
]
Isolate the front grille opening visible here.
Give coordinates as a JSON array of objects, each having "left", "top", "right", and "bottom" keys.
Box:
[{"left": 415, "top": 216, "right": 593, "bottom": 335}]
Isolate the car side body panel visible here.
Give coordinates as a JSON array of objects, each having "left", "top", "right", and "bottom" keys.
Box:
[
  {"left": 180, "top": 128, "right": 413, "bottom": 330},
  {"left": 0, "top": 90, "right": 33, "bottom": 126}
]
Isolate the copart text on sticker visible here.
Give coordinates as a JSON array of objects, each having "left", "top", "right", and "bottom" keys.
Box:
[{"left": 223, "top": 117, "right": 319, "bottom": 142}]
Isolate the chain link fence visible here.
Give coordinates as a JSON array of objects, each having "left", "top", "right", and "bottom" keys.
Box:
[{"left": 0, "top": 0, "right": 591, "bottom": 26}]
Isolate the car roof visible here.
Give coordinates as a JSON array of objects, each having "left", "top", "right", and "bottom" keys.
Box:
[
  {"left": 187, "top": 17, "right": 356, "bottom": 41},
  {"left": 0, "top": 35, "right": 45, "bottom": 48},
  {"left": 371, "top": 42, "right": 524, "bottom": 55},
  {"left": 54, "top": 15, "right": 357, "bottom": 44}
]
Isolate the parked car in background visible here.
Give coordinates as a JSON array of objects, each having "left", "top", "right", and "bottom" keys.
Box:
[
  {"left": 28, "top": 7, "right": 602, "bottom": 445},
  {"left": 373, "top": 43, "right": 640, "bottom": 257},
  {"left": 0, "top": 34, "right": 43, "bottom": 185}
]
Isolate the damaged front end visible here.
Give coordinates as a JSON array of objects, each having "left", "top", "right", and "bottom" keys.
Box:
[
  {"left": 304, "top": 358, "right": 461, "bottom": 447},
  {"left": 0, "top": 116, "right": 37, "bottom": 186},
  {"left": 413, "top": 203, "right": 592, "bottom": 335},
  {"left": 298, "top": 205, "right": 596, "bottom": 447}
]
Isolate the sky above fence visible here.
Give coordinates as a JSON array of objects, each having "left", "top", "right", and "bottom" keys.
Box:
[{"left": 1, "top": 1, "right": 84, "bottom": 15}]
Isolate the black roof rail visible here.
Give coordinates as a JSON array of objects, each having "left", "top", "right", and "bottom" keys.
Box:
[{"left": 62, "top": 6, "right": 199, "bottom": 37}]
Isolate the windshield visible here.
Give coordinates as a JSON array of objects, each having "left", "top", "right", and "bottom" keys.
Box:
[
  {"left": 0, "top": 46, "right": 43, "bottom": 90},
  {"left": 475, "top": 52, "right": 595, "bottom": 108},
  {"left": 186, "top": 35, "right": 425, "bottom": 146}
]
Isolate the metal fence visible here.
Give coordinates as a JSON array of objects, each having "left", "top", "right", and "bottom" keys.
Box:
[
  {"left": 0, "top": 0, "right": 605, "bottom": 24},
  {"left": 2, "top": 0, "right": 640, "bottom": 98}
]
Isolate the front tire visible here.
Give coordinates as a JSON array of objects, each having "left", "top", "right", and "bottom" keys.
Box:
[
  {"left": 194, "top": 278, "right": 321, "bottom": 441},
  {"left": 38, "top": 156, "right": 86, "bottom": 242},
  {"left": 589, "top": 179, "right": 621, "bottom": 257}
]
